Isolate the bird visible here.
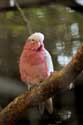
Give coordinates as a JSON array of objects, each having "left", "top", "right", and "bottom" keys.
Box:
[{"left": 19, "top": 32, "right": 54, "bottom": 114}]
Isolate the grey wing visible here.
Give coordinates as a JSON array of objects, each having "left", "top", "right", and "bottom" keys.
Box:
[{"left": 45, "top": 49, "right": 54, "bottom": 76}]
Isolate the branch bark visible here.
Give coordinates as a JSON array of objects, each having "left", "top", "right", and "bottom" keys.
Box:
[
  {"left": 0, "top": 44, "right": 83, "bottom": 124},
  {"left": 0, "top": 0, "right": 83, "bottom": 13}
]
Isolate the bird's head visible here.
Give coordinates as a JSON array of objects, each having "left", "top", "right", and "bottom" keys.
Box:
[{"left": 28, "top": 32, "right": 44, "bottom": 43}]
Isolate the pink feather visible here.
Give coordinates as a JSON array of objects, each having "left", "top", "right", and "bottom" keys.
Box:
[{"left": 19, "top": 40, "right": 49, "bottom": 85}]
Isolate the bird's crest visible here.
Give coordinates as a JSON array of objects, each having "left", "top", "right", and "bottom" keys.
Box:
[{"left": 28, "top": 32, "right": 44, "bottom": 42}]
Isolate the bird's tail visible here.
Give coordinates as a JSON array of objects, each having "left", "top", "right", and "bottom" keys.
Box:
[
  {"left": 39, "top": 97, "right": 53, "bottom": 114},
  {"left": 45, "top": 97, "right": 53, "bottom": 114}
]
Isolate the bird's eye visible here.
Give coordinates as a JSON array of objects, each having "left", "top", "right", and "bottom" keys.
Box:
[
  {"left": 32, "top": 39, "right": 35, "bottom": 41},
  {"left": 30, "top": 39, "right": 35, "bottom": 43}
]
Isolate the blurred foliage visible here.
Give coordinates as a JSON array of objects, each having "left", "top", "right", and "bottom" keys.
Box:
[{"left": 0, "top": 4, "right": 83, "bottom": 79}]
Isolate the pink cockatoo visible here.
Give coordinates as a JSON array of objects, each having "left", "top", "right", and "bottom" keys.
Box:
[{"left": 19, "top": 32, "right": 54, "bottom": 114}]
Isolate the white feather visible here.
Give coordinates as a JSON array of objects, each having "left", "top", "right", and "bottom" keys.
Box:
[
  {"left": 45, "top": 49, "right": 54, "bottom": 76},
  {"left": 28, "top": 32, "right": 44, "bottom": 42}
]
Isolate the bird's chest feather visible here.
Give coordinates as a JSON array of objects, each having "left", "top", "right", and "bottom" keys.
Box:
[
  {"left": 22, "top": 49, "right": 46, "bottom": 65},
  {"left": 19, "top": 42, "right": 49, "bottom": 83}
]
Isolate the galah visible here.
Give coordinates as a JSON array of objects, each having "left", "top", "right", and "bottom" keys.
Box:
[{"left": 19, "top": 32, "right": 54, "bottom": 114}]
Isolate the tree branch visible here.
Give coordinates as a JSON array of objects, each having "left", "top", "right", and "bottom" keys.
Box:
[
  {"left": 0, "top": 44, "right": 83, "bottom": 124},
  {"left": 15, "top": 0, "right": 32, "bottom": 35},
  {"left": 0, "top": 0, "right": 83, "bottom": 13}
]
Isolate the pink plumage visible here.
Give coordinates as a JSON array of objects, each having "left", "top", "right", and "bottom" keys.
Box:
[
  {"left": 19, "top": 32, "right": 53, "bottom": 114},
  {"left": 19, "top": 40, "right": 49, "bottom": 85}
]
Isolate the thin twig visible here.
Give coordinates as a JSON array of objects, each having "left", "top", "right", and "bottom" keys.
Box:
[{"left": 15, "top": 0, "right": 32, "bottom": 35}]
